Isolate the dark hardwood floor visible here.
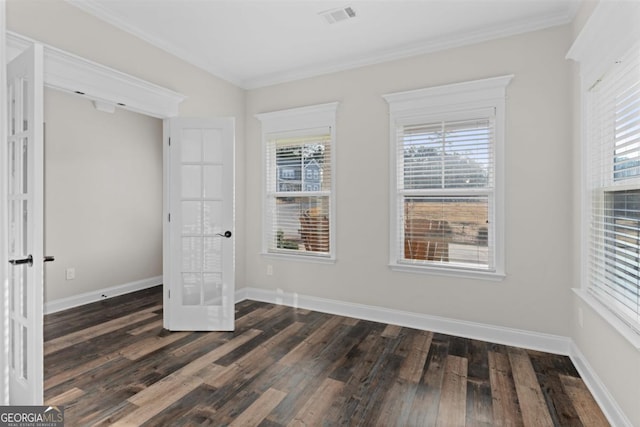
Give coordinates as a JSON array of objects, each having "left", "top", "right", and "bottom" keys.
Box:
[{"left": 44, "top": 286, "right": 609, "bottom": 426}]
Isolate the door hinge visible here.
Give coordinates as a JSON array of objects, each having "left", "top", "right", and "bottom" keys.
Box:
[
  {"left": 168, "top": 137, "right": 171, "bottom": 146},
  {"left": 168, "top": 213, "right": 171, "bottom": 222},
  {"left": 168, "top": 290, "right": 171, "bottom": 299}
]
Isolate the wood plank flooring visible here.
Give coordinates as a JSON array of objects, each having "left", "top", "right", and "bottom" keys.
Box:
[{"left": 44, "top": 286, "right": 609, "bottom": 426}]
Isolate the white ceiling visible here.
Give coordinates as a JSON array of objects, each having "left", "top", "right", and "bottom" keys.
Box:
[{"left": 67, "top": 0, "right": 581, "bottom": 89}]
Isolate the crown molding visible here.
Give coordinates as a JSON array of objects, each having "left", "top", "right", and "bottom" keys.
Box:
[
  {"left": 67, "top": 0, "right": 578, "bottom": 90},
  {"left": 7, "top": 31, "right": 186, "bottom": 118},
  {"left": 66, "top": 0, "right": 243, "bottom": 88},
  {"left": 242, "top": 8, "right": 578, "bottom": 89}
]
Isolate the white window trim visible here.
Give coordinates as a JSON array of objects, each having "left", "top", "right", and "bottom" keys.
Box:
[
  {"left": 256, "top": 102, "right": 338, "bottom": 262},
  {"left": 383, "top": 75, "right": 512, "bottom": 281},
  {"left": 567, "top": 1, "right": 640, "bottom": 343}
]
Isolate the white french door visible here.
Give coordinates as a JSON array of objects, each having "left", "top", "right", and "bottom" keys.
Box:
[
  {"left": 6, "top": 44, "right": 45, "bottom": 404},
  {"left": 164, "top": 118, "right": 235, "bottom": 331}
]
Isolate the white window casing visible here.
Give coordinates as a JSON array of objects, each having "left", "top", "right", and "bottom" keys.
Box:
[
  {"left": 384, "top": 75, "right": 512, "bottom": 280},
  {"left": 256, "top": 102, "right": 338, "bottom": 262}
]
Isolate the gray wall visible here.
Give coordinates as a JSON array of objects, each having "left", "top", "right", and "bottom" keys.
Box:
[
  {"left": 245, "top": 24, "right": 574, "bottom": 336},
  {"left": 43, "top": 88, "right": 163, "bottom": 302},
  {"left": 7, "top": 0, "right": 247, "bottom": 303}
]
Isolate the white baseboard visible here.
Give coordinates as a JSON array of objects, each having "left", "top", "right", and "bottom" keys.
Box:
[
  {"left": 234, "top": 287, "right": 249, "bottom": 304},
  {"left": 237, "top": 286, "right": 571, "bottom": 355},
  {"left": 568, "top": 341, "right": 633, "bottom": 427},
  {"left": 44, "top": 276, "right": 163, "bottom": 314}
]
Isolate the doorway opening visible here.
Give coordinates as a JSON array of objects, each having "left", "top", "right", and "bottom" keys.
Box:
[{"left": 42, "top": 87, "right": 164, "bottom": 314}]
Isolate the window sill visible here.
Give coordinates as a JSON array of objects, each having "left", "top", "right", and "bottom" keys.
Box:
[
  {"left": 261, "top": 252, "right": 336, "bottom": 264},
  {"left": 573, "top": 288, "right": 640, "bottom": 350},
  {"left": 389, "top": 262, "right": 505, "bottom": 281}
]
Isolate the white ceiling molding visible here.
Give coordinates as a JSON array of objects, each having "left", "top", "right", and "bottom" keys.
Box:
[
  {"left": 66, "top": 0, "right": 580, "bottom": 90},
  {"left": 245, "top": 9, "right": 578, "bottom": 90},
  {"left": 7, "top": 31, "right": 186, "bottom": 118},
  {"left": 67, "top": 0, "right": 243, "bottom": 88}
]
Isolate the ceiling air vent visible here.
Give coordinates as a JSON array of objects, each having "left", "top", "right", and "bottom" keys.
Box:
[{"left": 319, "top": 6, "right": 356, "bottom": 24}]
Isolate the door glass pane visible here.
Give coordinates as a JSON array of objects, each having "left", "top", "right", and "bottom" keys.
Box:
[
  {"left": 9, "top": 200, "right": 16, "bottom": 255},
  {"left": 203, "top": 165, "right": 223, "bottom": 199},
  {"left": 182, "top": 165, "right": 201, "bottom": 199},
  {"left": 21, "top": 265, "right": 28, "bottom": 317},
  {"left": 182, "top": 273, "right": 201, "bottom": 306},
  {"left": 9, "top": 267, "right": 15, "bottom": 312},
  {"left": 22, "top": 138, "right": 28, "bottom": 194},
  {"left": 203, "top": 273, "right": 223, "bottom": 306},
  {"left": 8, "top": 140, "right": 15, "bottom": 193},
  {"left": 10, "top": 320, "right": 15, "bottom": 369},
  {"left": 182, "top": 201, "right": 202, "bottom": 234},
  {"left": 9, "top": 82, "right": 15, "bottom": 136},
  {"left": 22, "top": 326, "right": 28, "bottom": 379},
  {"left": 203, "top": 201, "right": 222, "bottom": 235},
  {"left": 203, "top": 237, "right": 221, "bottom": 272},
  {"left": 182, "top": 237, "right": 202, "bottom": 272},
  {"left": 22, "top": 200, "right": 28, "bottom": 255},
  {"left": 203, "top": 129, "right": 222, "bottom": 163},
  {"left": 181, "top": 129, "right": 201, "bottom": 162},
  {"left": 22, "top": 78, "right": 29, "bottom": 132}
]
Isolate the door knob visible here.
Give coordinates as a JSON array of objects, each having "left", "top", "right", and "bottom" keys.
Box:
[
  {"left": 9, "top": 255, "right": 33, "bottom": 266},
  {"left": 216, "top": 230, "right": 232, "bottom": 238},
  {"left": 9, "top": 255, "right": 55, "bottom": 266}
]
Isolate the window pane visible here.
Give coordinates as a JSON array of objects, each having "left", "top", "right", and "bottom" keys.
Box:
[
  {"left": 276, "top": 145, "right": 302, "bottom": 192},
  {"left": 403, "top": 196, "right": 490, "bottom": 268},
  {"left": 602, "top": 190, "right": 640, "bottom": 314},
  {"left": 273, "top": 134, "right": 331, "bottom": 193},
  {"left": 402, "top": 119, "right": 493, "bottom": 190},
  {"left": 269, "top": 196, "right": 330, "bottom": 254},
  {"left": 613, "top": 78, "right": 640, "bottom": 181}
]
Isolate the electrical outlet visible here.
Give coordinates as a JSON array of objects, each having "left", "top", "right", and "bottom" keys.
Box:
[
  {"left": 267, "top": 265, "right": 273, "bottom": 276},
  {"left": 66, "top": 267, "right": 75, "bottom": 280}
]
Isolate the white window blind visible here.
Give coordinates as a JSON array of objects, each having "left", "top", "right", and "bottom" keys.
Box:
[
  {"left": 588, "top": 41, "right": 640, "bottom": 331},
  {"left": 397, "top": 114, "right": 495, "bottom": 271},
  {"left": 265, "top": 129, "right": 332, "bottom": 256}
]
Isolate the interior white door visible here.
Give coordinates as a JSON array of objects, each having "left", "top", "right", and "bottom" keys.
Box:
[
  {"left": 6, "top": 44, "right": 44, "bottom": 404},
  {"left": 164, "top": 118, "right": 235, "bottom": 331}
]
